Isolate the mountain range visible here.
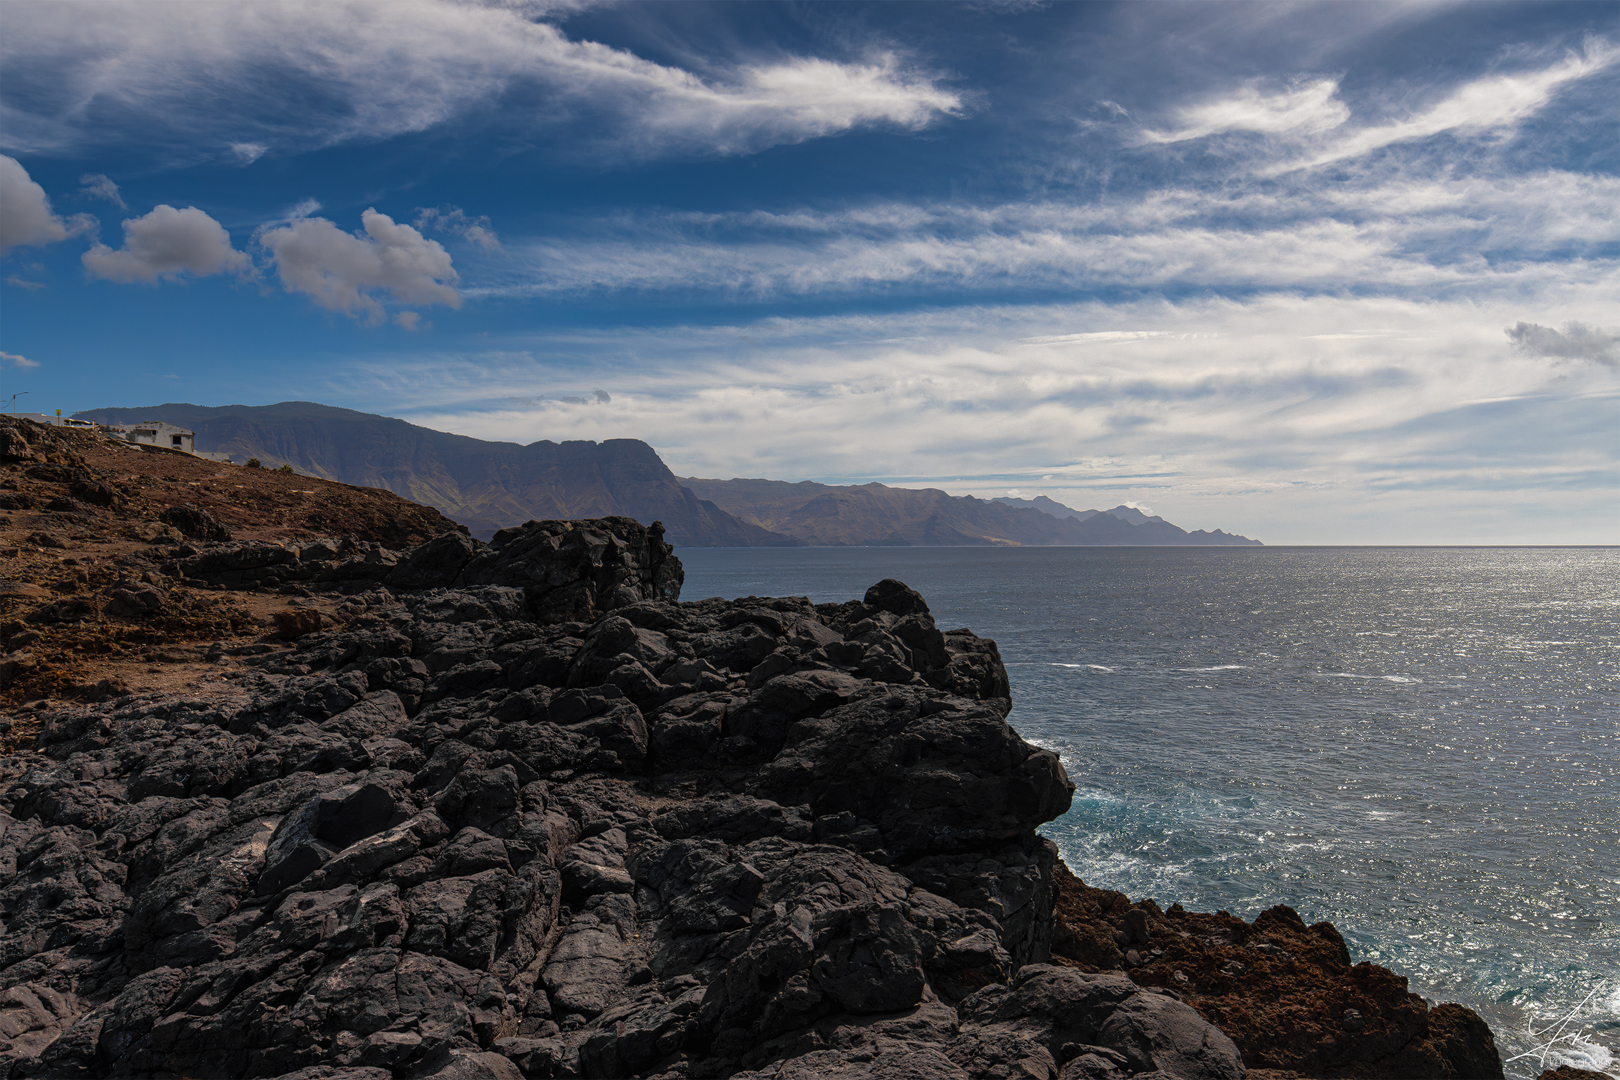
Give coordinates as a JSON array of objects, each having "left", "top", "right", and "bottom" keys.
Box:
[
  {"left": 681, "top": 477, "right": 1257, "bottom": 547},
  {"left": 74, "top": 402, "right": 1260, "bottom": 547}
]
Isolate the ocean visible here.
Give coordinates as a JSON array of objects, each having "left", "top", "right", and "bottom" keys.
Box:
[{"left": 679, "top": 546, "right": 1619, "bottom": 1079}]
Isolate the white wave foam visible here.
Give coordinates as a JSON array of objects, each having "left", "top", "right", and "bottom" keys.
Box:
[
  {"left": 1327, "top": 672, "right": 1420, "bottom": 683},
  {"left": 1178, "top": 665, "right": 1248, "bottom": 672},
  {"left": 1550, "top": 1033, "right": 1614, "bottom": 1075},
  {"left": 1049, "top": 663, "right": 1116, "bottom": 672}
]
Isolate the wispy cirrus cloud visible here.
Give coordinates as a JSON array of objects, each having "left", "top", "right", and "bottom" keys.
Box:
[
  {"left": 1288, "top": 38, "right": 1619, "bottom": 170},
  {"left": 1139, "top": 78, "right": 1350, "bottom": 144},
  {"left": 1133, "top": 38, "right": 1616, "bottom": 172},
  {"left": 0, "top": 0, "right": 960, "bottom": 162},
  {"left": 472, "top": 170, "right": 1619, "bottom": 302}
]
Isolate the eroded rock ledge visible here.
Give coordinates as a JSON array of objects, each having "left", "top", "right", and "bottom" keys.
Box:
[{"left": 0, "top": 519, "right": 1497, "bottom": 1079}]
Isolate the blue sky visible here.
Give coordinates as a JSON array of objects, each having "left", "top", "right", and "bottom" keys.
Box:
[{"left": 1, "top": 0, "right": 1615, "bottom": 544}]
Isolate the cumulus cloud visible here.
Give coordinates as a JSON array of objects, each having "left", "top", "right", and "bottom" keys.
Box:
[
  {"left": 82, "top": 204, "right": 250, "bottom": 283},
  {"left": 259, "top": 208, "right": 460, "bottom": 322},
  {"left": 0, "top": 154, "right": 83, "bottom": 253},
  {"left": 1505, "top": 321, "right": 1619, "bottom": 367},
  {"left": 0, "top": 2, "right": 960, "bottom": 162},
  {"left": 78, "top": 173, "right": 125, "bottom": 207},
  {"left": 1, "top": 351, "right": 40, "bottom": 369}
]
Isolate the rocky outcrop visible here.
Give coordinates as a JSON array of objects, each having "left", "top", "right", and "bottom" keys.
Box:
[
  {"left": 157, "top": 518, "right": 684, "bottom": 626},
  {"left": 0, "top": 515, "right": 1240, "bottom": 1080},
  {"left": 0, "top": 516, "right": 1503, "bottom": 1079}
]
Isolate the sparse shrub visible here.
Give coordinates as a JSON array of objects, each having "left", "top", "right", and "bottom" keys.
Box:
[
  {"left": 245, "top": 458, "right": 261, "bottom": 468},
  {"left": 277, "top": 464, "right": 293, "bottom": 473}
]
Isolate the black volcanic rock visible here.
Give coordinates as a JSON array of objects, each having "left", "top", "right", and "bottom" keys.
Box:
[
  {"left": 0, "top": 519, "right": 1238, "bottom": 1080},
  {"left": 74, "top": 402, "right": 798, "bottom": 548},
  {"left": 0, "top": 519, "right": 1497, "bottom": 1080}
]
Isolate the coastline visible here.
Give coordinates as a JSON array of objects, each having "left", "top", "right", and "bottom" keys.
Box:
[
  {"left": 0, "top": 419, "right": 1521, "bottom": 1077},
  {"left": 2, "top": 521, "right": 1505, "bottom": 1078}
]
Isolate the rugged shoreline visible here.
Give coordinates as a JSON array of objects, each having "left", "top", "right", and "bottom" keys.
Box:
[{"left": 0, "top": 417, "right": 1505, "bottom": 1079}]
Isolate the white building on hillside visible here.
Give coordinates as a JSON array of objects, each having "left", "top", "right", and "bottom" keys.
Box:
[
  {"left": 103, "top": 421, "right": 195, "bottom": 453},
  {"left": 9, "top": 413, "right": 96, "bottom": 430}
]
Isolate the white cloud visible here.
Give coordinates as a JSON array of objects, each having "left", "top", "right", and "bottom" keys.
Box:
[
  {"left": 0, "top": 1, "right": 960, "bottom": 161},
  {"left": 77, "top": 173, "right": 125, "bottom": 207},
  {"left": 473, "top": 170, "right": 1619, "bottom": 302},
  {"left": 1505, "top": 321, "right": 1618, "bottom": 367},
  {"left": 259, "top": 208, "right": 460, "bottom": 322},
  {"left": 82, "top": 204, "right": 250, "bottom": 283},
  {"left": 1, "top": 351, "right": 40, "bottom": 369},
  {"left": 320, "top": 289, "right": 1617, "bottom": 543},
  {"left": 1131, "top": 40, "right": 1617, "bottom": 171},
  {"left": 416, "top": 206, "right": 501, "bottom": 251},
  {"left": 1290, "top": 38, "right": 1619, "bottom": 169},
  {"left": 1140, "top": 79, "right": 1349, "bottom": 143},
  {"left": 0, "top": 154, "right": 74, "bottom": 253}
]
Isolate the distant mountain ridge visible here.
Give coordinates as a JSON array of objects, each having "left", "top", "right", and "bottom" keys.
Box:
[
  {"left": 73, "top": 402, "right": 1260, "bottom": 546},
  {"left": 993, "top": 497, "right": 1168, "bottom": 527},
  {"left": 74, "top": 402, "right": 794, "bottom": 548},
  {"left": 680, "top": 477, "right": 1261, "bottom": 547},
  {"left": 991, "top": 495, "right": 1102, "bottom": 522}
]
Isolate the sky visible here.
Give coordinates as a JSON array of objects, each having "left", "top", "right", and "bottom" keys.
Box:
[{"left": 1, "top": 0, "right": 1616, "bottom": 544}]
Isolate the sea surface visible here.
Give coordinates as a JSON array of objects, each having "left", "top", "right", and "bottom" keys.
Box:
[{"left": 679, "top": 546, "right": 1619, "bottom": 1079}]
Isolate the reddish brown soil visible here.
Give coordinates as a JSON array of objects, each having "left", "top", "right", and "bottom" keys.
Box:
[
  {"left": 0, "top": 416, "right": 457, "bottom": 724},
  {"left": 1535, "top": 1067, "right": 1614, "bottom": 1080},
  {"left": 1049, "top": 860, "right": 1503, "bottom": 1078}
]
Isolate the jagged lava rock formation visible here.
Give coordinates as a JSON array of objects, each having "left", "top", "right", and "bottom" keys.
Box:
[
  {"left": 0, "top": 517, "right": 1250, "bottom": 1080},
  {"left": 0, "top": 516, "right": 1503, "bottom": 1080}
]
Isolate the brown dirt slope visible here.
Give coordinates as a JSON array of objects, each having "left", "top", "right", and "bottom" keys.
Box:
[{"left": 0, "top": 415, "right": 459, "bottom": 722}]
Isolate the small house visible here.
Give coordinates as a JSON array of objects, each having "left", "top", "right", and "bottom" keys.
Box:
[{"left": 105, "top": 421, "right": 195, "bottom": 454}]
